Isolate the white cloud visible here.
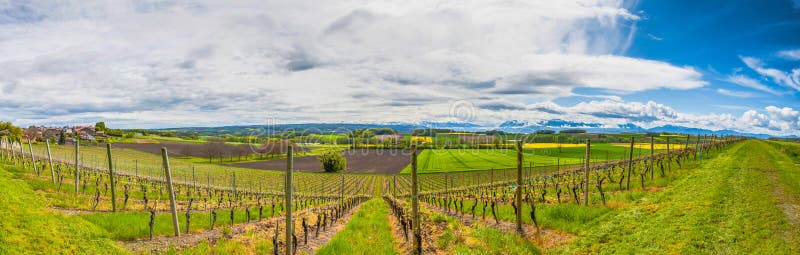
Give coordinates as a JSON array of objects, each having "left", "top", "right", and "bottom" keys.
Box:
[
  {"left": 740, "top": 110, "right": 770, "bottom": 129},
  {"left": 740, "top": 56, "right": 800, "bottom": 91},
  {"left": 647, "top": 34, "right": 663, "bottom": 41},
  {"left": 724, "top": 74, "right": 783, "bottom": 95},
  {"left": 716, "top": 88, "right": 755, "bottom": 98},
  {"left": 0, "top": 0, "right": 711, "bottom": 128},
  {"left": 765, "top": 106, "right": 799, "bottom": 124},
  {"left": 777, "top": 49, "right": 800, "bottom": 61}
]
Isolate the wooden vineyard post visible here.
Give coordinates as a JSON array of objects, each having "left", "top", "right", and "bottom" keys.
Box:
[
  {"left": 27, "top": 140, "right": 38, "bottom": 175},
  {"left": 666, "top": 137, "right": 671, "bottom": 173},
  {"left": 649, "top": 136, "right": 654, "bottom": 180},
  {"left": 411, "top": 145, "right": 422, "bottom": 255},
  {"left": 3, "top": 138, "right": 8, "bottom": 161},
  {"left": 626, "top": 137, "right": 634, "bottom": 190},
  {"left": 135, "top": 160, "right": 139, "bottom": 181},
  {"left": 46, "top": 140, "right": 55, "bottom": 182},
  {"left": 445, "top": 172, "right": 449, "bottom": 195},
  {"left": 340, "top": 171, "right": 344, "bottom": 205},
  {"left": 694, "top": 135, "right": 700, "bottom": 160},
  {"left": 75, "top": 140, "right": 80, "bottom": 194},
  {"left": 161, "top": 147, "right": 181, "bottom": 237},
  {"left": 685, "top": 134, "right": 690, "bottom": 153},
  {"left": 490, "top": 168, "right": 494, "bottom": 186},
  {"left": 18, "top": 141, "right": 25, "bottom": 168},
  {"left": 285, "top": 146, "right": 294, "bottom": 255},
  {"left": 9, "top": 139, "right": 16, "bottom": 164},
  {"left": 106, "top": 144, "right": 117, "bottom": 212},
  {"left": 584, "top": 139, "right": 590, "bottom": 205},
  {"left": 515, "top": 140, "right": 524, "bottom": 234}
]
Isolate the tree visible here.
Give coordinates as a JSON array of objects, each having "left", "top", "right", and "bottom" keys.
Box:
[
  {"left": 58, "top": 131, "right": 66, "bottom": 145},
  {"left": 23, "top": 126, "right": 42, "bottom": 141},
  {"left": 319, "top": 150, "right": 346, "bottom": 173},
  {"left": 0, "top": 122, "right": 23, "bottom": 141},
  {"left": 95, "top": 122, "right": 107, "bottom": 131},
  {"left": 203, "top": 138, "right": 225, "bottom": 162}
]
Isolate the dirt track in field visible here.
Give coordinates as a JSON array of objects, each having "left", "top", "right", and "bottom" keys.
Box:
[{"left": 227, "top": 149, "right": 413, "bottom": 175}]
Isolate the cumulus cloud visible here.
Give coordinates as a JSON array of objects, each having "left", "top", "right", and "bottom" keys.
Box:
[
  {"left": 0, "top": 0, "right": 710, "bottom": 128},
  {"left": 528, "top": 99, "right": 678, "bottom": 123}
]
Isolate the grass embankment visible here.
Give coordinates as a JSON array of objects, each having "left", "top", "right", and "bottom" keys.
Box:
[
  {"left": 0, "top": 164, "right": 126, "bottom": 254},
  {"left": 560, "top": 140, "right": 800, "bottom": 254},
  {"left": 316, "top": 198, "right": 398, "bottom": 255}
]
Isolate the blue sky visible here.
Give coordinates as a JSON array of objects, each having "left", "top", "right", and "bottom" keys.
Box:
[
  {"left": 619, "top": 0, "right": 800, "bottom": 115},
  {"left": 0, "top": 0, "right": 799, "bottom": 136}
]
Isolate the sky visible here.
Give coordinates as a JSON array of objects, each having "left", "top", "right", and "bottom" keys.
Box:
[{"left": 0, "top": 0, "right": 799, "bottom": 136}]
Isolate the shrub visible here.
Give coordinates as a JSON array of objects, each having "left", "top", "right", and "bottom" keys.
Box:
[{"left": 319, "top": 150, "right": 346, "bottom": 173}]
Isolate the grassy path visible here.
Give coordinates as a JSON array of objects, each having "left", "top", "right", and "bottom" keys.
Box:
[
  {"left": 316, "top": 198, "right": 398, "bottom": 255},
  {"left": 560, "top": 140, "right": 800, "bottom": 254},
  {"left": 0, "top": 164, "right": 126, "bottom": 254}
]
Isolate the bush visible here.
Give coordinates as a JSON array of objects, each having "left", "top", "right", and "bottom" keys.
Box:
[{"left": 319, "top": 150, "right": 346, "bottom": 173}]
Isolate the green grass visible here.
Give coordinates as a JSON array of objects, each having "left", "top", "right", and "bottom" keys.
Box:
[
  {"left": 0, "top": 164, "right": 127, "bottom": 254},
  {"left": 457, "top": 226, "right": 541, "bottom": 255},
  {"left": 426, "top": 211, "right": 541, "bottom": 254},
  {"left": 559, "top": 140, "right": 800, "bottom": 254},
  {"left": 434, "top": 199, "right": 613, "bottom": 234},
  {"left": 316, "top": 198, "right": 398, "bottom": 255},
  {"left": 402, "top": 143, "right": 662, "bottom": 173},
  {"left": 163, "top": 232, "right": 274, "bottom": 255},
  {"left": 79, "top": 207, "right": 280, "bottom": 240}
]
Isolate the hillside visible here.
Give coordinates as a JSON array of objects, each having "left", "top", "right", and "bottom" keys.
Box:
[{"left": 0, "top": 164, "right": 126, "bottom": 254}]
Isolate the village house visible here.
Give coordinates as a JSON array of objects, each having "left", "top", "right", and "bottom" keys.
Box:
[{"left": 42, "top": 128, "right": 62, "bottom": 140}]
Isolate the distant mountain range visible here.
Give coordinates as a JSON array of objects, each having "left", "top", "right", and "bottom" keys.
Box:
[
  {"left": 153, "top": 119, "right": 795, "bottom": 139},
  {"left": 494, "top": 120, "right": 789, "bottom": 139}
]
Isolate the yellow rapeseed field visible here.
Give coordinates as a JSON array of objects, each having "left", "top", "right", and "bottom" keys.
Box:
[
  {"left": 478, "top": 143, "right": 585, "bottom": 148},
  {"left": 410, "top": 136, "right": 433, "bottom": 143}
]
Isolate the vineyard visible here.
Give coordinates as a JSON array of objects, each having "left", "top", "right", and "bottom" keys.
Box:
[{"left": 1, "top": 135, "right": 799, "bottom": 254}]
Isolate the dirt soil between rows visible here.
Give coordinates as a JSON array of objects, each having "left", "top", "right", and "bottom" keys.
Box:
[{"left": 227, "top": 149, "right": 413, "bottom": 175}]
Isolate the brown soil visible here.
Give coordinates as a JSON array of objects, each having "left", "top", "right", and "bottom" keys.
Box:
[
  {"left": 111, "top": 140, "right": 310, "bottom": 159},
  {"left": 227, "top": 149, "right": 412, "bottom": 174},
  {"left": 387, "top": 207, "right": 412, "bottom": 254}
]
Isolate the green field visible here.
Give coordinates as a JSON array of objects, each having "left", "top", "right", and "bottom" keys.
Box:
[{"left": 402, "top": 143, "right": 662, "bottom": 173}]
